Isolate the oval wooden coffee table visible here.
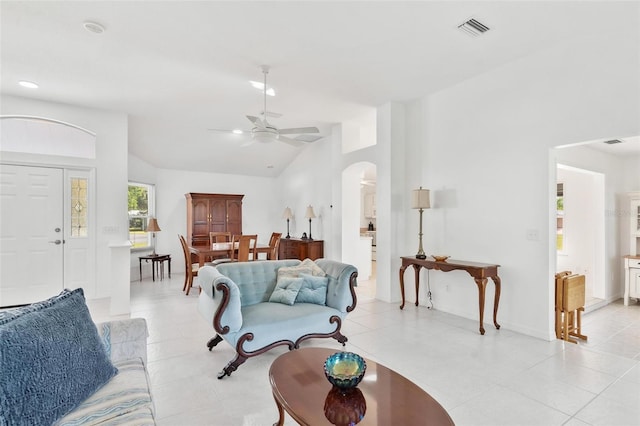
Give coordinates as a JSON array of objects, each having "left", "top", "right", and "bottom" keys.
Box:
[{"left": 269, "top": 347, "right": 454, "bottom": 425}]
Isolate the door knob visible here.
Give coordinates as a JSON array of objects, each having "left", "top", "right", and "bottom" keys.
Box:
[{"left": 49, "top": 239, "right": 62, "bottom": 245}]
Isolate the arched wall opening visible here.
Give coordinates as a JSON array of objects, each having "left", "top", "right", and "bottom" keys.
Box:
[{"left": 342, "top": 161, "right": 377, "bottom": 298}]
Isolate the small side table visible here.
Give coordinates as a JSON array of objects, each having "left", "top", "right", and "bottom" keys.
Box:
[{"left": 139, "top": 254, "right": 171, "bottom": 282}]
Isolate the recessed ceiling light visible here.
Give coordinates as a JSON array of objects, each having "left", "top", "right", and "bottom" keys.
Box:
[
  {"left": 83, "top": 21, "right": 105, "bottom": 34},
  {"left": 232, "top": 129, "right": 243, "bottom": 134},
  {"left": 19, "top": 81, "right": 38, "bottom": 89},
  {"left": 249, "top": 81, "right": 275, "bottom": 96}
]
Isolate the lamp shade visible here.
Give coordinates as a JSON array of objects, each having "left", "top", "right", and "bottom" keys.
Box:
[
  {"left": 411, "top": 187, "right": 430, "bottom": 209},
  {"left": 146, "top": 217, "right": 161, "bottom": 232},
  {"left": 282, "top": 207, "right": 294, "bottom": 220},
  {"left": 305, "top": 205, "right": 316, "bottom": 219}
]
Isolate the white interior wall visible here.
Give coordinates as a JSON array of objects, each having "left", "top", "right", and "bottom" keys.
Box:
[
  {"left": 275, "top": 137, "right": 333, "bottom": 247},
  {"left": 556, "top": 166, "right": 601, "bottom": 300},
  {"left": 406, "top": 24, "right": 639, "bottom": 339},
  {"left": 128, "top": 153, "right": 157, "bottom": 186},
  {"left": 622, "top": 156, "right": 640, "bottom": 190},
  {"left": 342, "top": 165, "right": 363, "bottom": 270}
]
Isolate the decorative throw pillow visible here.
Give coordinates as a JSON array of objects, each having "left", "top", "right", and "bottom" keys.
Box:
[
  {"left": 300, "top": 258, "right": 326, "bottom": 276},
  {"left": 269, "top": 276, "right": 304, "bottom": 305},
  {"left": 295, "top": 273, "right": 329, "bottom": 305},
  {"left": 277, "top": 265, "right": 313, "bottom": 280},
  {"left": 0, "top": 288, "right": 118, "bottom": 425}
]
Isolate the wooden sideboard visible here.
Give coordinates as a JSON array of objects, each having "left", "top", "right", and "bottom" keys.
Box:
[
  {"left": 278, "top": 238, "right": 324, "bottom": 261},
  {"left": 185, "top": 193, "right": 243, "bottom": 246}
]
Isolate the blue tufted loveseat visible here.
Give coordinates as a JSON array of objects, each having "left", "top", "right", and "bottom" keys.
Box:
[{"left": 197, "top": 259, "right": 358, "bottom": 378}]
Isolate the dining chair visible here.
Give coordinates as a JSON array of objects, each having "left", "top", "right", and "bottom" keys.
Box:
[
  {"left": 236, "top": 234, "right": 258, "bottom": 262},
  {"left": 209, "top": 231, "right": 232, "bottom": 245},
  {"left": 208, "top": 231, "right": 232, "bottom": 262},
  {"left": 207, "top": 234, "right": 239, "bottom": 267},
  {"left": 179, "top": 234, "right": 200, "bottom": 295},
  {"left": 268, "top": 232, "right": 282, "bottom": 260}
]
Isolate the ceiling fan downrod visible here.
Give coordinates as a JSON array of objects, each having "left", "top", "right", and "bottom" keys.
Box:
[{"left": 261, "top": 65, "right": 269, "bottom": 121}]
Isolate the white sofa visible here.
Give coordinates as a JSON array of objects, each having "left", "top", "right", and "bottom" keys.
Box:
[{"left": 54, "top": 318, "right": 155, "bottom": 425}]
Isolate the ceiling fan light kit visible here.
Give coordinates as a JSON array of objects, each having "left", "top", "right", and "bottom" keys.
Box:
[{"left": 252, "top": 127, "right": 279, "bottom": 143}]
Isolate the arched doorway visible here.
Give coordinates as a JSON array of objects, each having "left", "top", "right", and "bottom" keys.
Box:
[{"left": 342, "top": 161, "right": 376, "bottom": 300}]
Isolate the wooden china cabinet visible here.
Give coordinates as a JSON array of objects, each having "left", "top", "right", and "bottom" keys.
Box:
[{"left": 185, "top": 193, "right": 243, "bottom": 246}]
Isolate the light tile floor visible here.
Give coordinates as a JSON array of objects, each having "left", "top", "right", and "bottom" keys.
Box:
[{"left": 88, "top": 274, "right": 640, "bottom": 426}]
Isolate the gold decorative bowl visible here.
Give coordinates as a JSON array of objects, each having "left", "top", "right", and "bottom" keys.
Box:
[{"left": 431, "top": 255, "right": 450, "bottom": 262}]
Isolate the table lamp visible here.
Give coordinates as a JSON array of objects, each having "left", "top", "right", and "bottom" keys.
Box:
[
  {"left": 411, "top": 187, "right": 430, "bottom": 259},
  {"left": 304, "top": 205, "right": 316, "bottom": 240},
  {"left": 282, "top": 207, "right": 293, "bottom": 239},
  {"left": 146, "top": 217, "right": 161, "bottom": 255}
]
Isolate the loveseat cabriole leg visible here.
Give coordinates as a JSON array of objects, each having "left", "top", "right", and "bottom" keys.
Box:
[
  {"left": 334, "top": 332, "right": 348, "bottom": 346},
  {"left": 217, "top": 354, "right": 248, "bottom": 379},
  {"left": 207, "top": 334, "right": 223, "bottom": 351}
]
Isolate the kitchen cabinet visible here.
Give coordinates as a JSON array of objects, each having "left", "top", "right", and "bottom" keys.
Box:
[
  {"left": 622, "top": 191, "right": 640, "bottom": 306},
  {"left": 624, "top": 256, "right": 640, "bottom": 306},
  {"left": 185, "top": 193, "right": 243, "bottom": 246},
  {"left": 364, "top": 193, "right": 376, "bottom": 218},
  {"left": 278, "top": 238, "right": 324, "bottom": 261}
]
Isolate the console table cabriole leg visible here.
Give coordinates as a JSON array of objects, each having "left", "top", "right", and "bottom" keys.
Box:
[
  {"left": 272, "top": 392, "right": 285, "bottom": 426},
  {"left": 491, "top": 276, "right": 501, "bottom": 330},
  {"left": 399, "top": 265, "right": 408, "bottom": 309},
  {"left": 412, "top": 264, "right": 421, "bottom": 307},
  {"left": 474, "top": 278, "right": 487, "bottom": 335}
]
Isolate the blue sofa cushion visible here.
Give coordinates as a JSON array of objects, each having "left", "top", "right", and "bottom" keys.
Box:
[
  {"left": 269, "top": 276, "right": 304, "bottom": 305},
  {"left": 295, "top": 273, "right": 329, "bottom": 305},
  {"left": 0, "top": 288, "right": 118, "bottom": 425}
]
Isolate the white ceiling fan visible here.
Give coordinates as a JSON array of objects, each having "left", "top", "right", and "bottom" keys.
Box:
[{"left": 210, "top": 65, "right": 323, "bottom": 147}]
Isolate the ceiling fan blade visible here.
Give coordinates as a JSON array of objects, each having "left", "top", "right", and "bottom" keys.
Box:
[
  {"left": 207, "top": 128, "right": 250, "bottom": 134},
  {"left": 278, "top": 135, "right": 304, "bottom": 147},
  {"left": 294, "top": 134, "right": 323, "bottom": 143},
  {"left": 278, "top": 126, "right": 320, "bottom": 135},
  {"left": 261, "top": 111, "right": 283, "bottom": 118},
  {"left": 246, "top": 115, "right": 266, "bottom": 128}
]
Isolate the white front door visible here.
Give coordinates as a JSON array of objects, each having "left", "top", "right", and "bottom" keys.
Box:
[{"left": 0, "top": 164, "right": 64, "bottom": 306}]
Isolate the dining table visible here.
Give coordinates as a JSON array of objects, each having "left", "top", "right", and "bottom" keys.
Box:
[{"left": 189, "top": 241, "right": 272, "bottom": 267}]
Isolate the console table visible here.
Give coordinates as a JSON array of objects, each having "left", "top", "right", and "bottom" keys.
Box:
[
  {"left": 399, "top": 256, "right": 501, "bottom": 335},
  {"left": 139, "top": 254, "right": 171, "bottom": 282}
]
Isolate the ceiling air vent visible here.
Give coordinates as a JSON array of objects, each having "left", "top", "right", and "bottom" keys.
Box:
[
  {"left": 604, "top": 139, "right": 623, "bottom": 145},
  {"left": 458, "top": 18, "right": 490, "bottom": 37}
]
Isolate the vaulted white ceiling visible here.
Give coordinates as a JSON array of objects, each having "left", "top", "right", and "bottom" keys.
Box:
[{"left": 2, "top": 1, "right": 638, "bottom": 176}]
